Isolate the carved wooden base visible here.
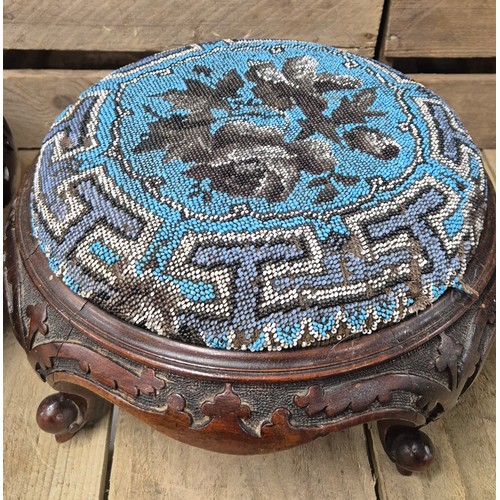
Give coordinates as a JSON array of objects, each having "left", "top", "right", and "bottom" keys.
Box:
[{"left": 4, "top": 172, "right": 496, "bottom": 474}]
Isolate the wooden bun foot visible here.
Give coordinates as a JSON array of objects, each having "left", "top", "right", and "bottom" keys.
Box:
[
  {"left": 36, "top": 388, "right": 110, "bottom": 443},
  {"left": 36, "top": 393, "right": 85, "bottom": 442},
  {"left": 378, "top": 422, "right": 434, "bottom": 475}
]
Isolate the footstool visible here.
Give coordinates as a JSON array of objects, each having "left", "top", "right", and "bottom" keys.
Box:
[{"left": 4, "top": 39, "right": 495, "bottom": 475}]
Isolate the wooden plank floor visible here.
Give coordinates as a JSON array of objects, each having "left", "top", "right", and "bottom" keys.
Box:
[
  {"left": 368, "top": 348, "right": 496, "bottom": 500},
  {"left": 108, "top": 412, "right": 376, "bottom": 500},
  {"left": 3, "top": 327, "right": 112, "bottom": 499},
  {"left": 4, "top": 152, "right": 496, "bottom": 500}
]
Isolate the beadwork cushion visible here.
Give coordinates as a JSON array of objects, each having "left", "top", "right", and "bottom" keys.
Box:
[{"left": 32, "top": 39, "right": 487, "bottom": 351}]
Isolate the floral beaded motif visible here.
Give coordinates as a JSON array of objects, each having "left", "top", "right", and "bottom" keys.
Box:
[{"left": 31, "top": 39, "right": 487, "bottom": 351}]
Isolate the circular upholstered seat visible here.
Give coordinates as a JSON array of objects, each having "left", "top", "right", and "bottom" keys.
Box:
[{"left": 31, "top": 39, "right": 487, "bottom": 351}]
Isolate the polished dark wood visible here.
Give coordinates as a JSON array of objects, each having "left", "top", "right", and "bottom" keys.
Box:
[
  {"left": 37, "top": 385, "right": 110, "bottom": 443},
  {"left": 378, "top": 421, "right": 434, "bottom": 475},
  {"left": 4, "top": 166, "right": 496, "bottom": 474}
]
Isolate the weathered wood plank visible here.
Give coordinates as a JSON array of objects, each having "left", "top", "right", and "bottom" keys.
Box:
[
  {"left": 410, "top": 74, "right": 496, "bottom": 149},
  {"left": 5, "top": 70, "right": 495, "bottom": 150},
  {"left": 4, "top": 70, "right": 109, "bottom": 149},
  {"left": 482, "top": 150, "right": 496, "bottom": 188},
  {"left": 18, "top": 149, "right": 39, "bottom": 178},
  {"left": 4, "top": 0, "right": 383, "bottom": 56},
  {"left": 368, "top": 348, "right": 496, "bottom": 500},
  {"left": 382, "top": 0, "right": 495, "bottom": 58},
  {"left": 3, "top": 327, "right": 113, "bottom": 500},
  {"left": 108, "top": 412, "right": 376, "bottom": 499}
]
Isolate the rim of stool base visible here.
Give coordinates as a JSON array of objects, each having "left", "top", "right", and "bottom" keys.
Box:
[{"left": 16, "top": 167, "right": 496, "bottom": 383}]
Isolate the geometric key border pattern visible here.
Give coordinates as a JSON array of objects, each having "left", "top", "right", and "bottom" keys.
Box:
[{"left": 31, "top": 39, "right": 487, "bottom": 351}]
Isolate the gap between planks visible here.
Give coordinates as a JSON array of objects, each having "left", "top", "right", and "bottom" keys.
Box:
[
  {"left": 366, "top": 347, "right": 496, "bottom": 500},
  {"left": 107, "top": 412, "right": 377, "bottom": 500},
  {"left": 8, "top": 150, "right": 496, "bottom": 500},
  {"left": 3, "top": 326, "right": 113, "bottom": 500},
  {"left": 365, "top": 151, "right": 495, "bottom": 499}
]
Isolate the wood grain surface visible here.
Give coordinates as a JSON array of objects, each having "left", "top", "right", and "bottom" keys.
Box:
[
  {"left": 4, "top": 0, "right": 383, "bottom": 55},
  {"left": 4, "top": 70, "right": 108, "bottom": 149},
  {"left": 483, "top": 150, "right": 496, "bottom": 187},
  {"left": 18, "top": 149, "right": 39, "bottom": 176},
  {"left": 382, "top": 0, "right": 495, "bottom": 58},
  {"left": 3, "top": 327, "right": 112, "bottom": 500},
  {"left": 368, "top": 347, "right": 496, "bottom": 500},
  {"left": 108, "top": 410, "right": 376, "bottom": 500}
]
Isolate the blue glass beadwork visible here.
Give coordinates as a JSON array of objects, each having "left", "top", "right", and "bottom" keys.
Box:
[{"left": 31, "top": 39, "right": 487, "bottom": 351}]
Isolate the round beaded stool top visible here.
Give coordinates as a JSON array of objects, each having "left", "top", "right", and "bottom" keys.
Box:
[{"left": 5, "top": 39, "right": 495, "bottom": 474}]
